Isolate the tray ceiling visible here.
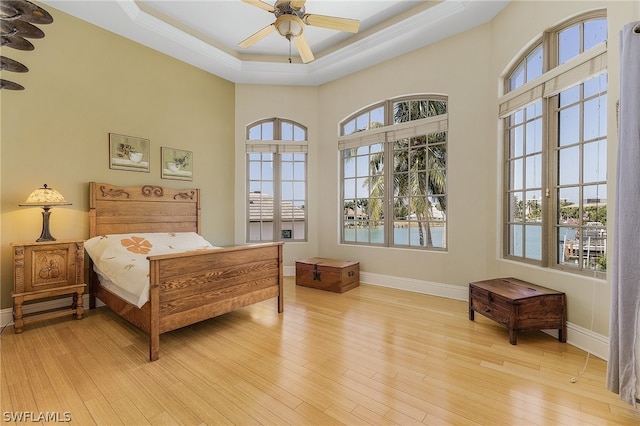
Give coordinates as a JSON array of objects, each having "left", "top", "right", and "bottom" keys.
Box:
[{"left": 40, "top": 0, "right": 509, "bottom": 85}]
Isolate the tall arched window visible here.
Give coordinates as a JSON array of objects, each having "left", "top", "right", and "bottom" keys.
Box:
[
  {"left": 339, "top": 95, "right": 448, "bottom": 250},
  {"left": 500, "top": 11, "right": 607, "bottom": 275},
  {"left": 246, "top": 118, "right": 307, "bottom": 242}
]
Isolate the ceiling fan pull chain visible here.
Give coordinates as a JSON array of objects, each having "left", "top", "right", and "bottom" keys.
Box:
[{"left": 288, "top": 36, "right": 292, "bottom": 63}]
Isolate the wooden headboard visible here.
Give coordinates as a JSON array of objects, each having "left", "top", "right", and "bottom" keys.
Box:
[{"left": 89, "top": 182, "right": 201, "bottom": 238}]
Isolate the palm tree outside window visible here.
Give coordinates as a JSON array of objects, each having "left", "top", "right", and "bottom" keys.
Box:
[{"left": 339, "top": 95, "right": 448, "bottom": 250}]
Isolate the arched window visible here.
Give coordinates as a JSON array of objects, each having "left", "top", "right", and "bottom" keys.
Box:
[
  {"left": 339, "top": 95, "right": 448, "bottom": 249},
  {"left": 246, "top": 118, "right": 307, "bottom": 242},
  {"left": 500, "top": 11, "right": 607, "bottom": 275}
]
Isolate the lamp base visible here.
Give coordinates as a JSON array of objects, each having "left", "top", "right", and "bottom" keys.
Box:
[{"left": 36, "top": 208, "right": 56, "bottom": 242}]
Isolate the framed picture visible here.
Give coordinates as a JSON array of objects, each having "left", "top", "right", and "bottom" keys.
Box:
[
  {"left": 161, "top": 147, "right": 193, "bottom": 181},
  {"left": 109, "top": 133, "right": 150, "bottom": 172}
]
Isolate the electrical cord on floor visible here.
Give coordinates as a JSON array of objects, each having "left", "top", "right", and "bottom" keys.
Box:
[
  {"left": 0, "top": 314, "right": 13, "bottom": 335},
  {"left": 570, "top": 273, "right": 598, "bottom": 384}
]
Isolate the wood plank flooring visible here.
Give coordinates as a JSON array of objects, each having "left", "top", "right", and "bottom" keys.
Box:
[{"left": 2, "top": 277, "right": 639, "bottom": 425}]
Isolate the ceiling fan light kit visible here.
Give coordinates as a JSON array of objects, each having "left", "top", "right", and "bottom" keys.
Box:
[
  {"left": 275, "top": 14, "right": 303, "bottom": 38},
  {"left": 240, "top": 0, "right": 360, "bottom": 64}
]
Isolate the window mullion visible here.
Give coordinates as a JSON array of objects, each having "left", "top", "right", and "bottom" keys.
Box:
[
  {"left": 384, "top": 139, "right": 393, "bottom": 247},
  {"left": 273, "top": 151, "right": 282, "bottom": 242},
  {"left": 541, "top": 97, "right": 552, "bottom": 267}
]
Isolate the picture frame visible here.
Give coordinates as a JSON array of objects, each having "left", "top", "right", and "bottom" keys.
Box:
[
  {"left": 161, "top": 147, "right": 193, "bottom": 181},
  {"left": 109, "top": 133, "right": 150, "bottom": 172}
]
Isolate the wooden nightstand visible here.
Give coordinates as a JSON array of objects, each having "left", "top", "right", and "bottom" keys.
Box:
[{"left": 11, "top": 239, "right": 86, "bottom": 333}]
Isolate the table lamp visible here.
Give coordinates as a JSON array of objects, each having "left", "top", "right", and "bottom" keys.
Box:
[{"left": 19, "top": 184, "right": 72, "bottom": 242}]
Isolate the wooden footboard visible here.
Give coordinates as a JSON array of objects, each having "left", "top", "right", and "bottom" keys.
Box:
[
  {"left": 90, "top": 242, "right": 283, "bottom": 361},
  {"left": 148, "top": 242, "right": 283, "bottom": 361}
]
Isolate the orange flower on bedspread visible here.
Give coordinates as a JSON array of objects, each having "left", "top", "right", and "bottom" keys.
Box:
[{"left": 120, "top": 236, "right": 153, "bottom": 254}]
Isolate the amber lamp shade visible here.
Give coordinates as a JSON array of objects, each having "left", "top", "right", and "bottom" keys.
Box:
[{"left": 19, "top": 184, "right": 71, "bottom": 242}]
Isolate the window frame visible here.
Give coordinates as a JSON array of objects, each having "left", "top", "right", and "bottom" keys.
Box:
[
  {"left": 500, "top": 11, "right": 608, "bottom": 277},
  {"left": 339, "top": 94, "right": 449, "bottom": 250},
  {"left": 246, "top": 118, "right": 308, "bottom": 243}
]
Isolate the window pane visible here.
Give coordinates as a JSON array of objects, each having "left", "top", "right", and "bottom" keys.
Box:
[
  {"left": 525, "top": 119, "right": 542, "bottom": 154},
  {"left": 344, "top": 156, "right": 356, "bottom": 178},
  {"left": 584, "top": 73, "right": 607, "bottom": 97},
  {"left": 371, "top": 107, "right": 385, "bottom": 126},
  {"left": 248, "top": 126, "right": 262, "bottom": 140},
  {"left": 526, "top": 45, "right": 543, "bottom": 81},
  {"left": 559, "top": 85, "right": 580, "bottom": 107},
  {"left": 394, "top": 101, "right": 410, "bottom": 123},
  {"left": 559, "top": 24, "right": 580, "bottom": 64},
  {"left": 511, "top": 158, "right": 523, "bottom": 190},
  {"left": 558, "top": 186, "right": 580, "bottom": 212},
  {"left": 558, "top": 146, "right": 580, "bottom": 185},
  {"left": 525, "top": 225, "right": 542, "bottom": 260},
  {"left": 413, "top": 100, "right": 428, "bottom": 120},
  {"left": 357, "top": 145, "right": 369, "bottom": 156},
  {"left": 584, "top": 18, "right": 607, "bottom": 51},
  {"left": 294, "top": 161, "right": 305, "bottom": 180},
  {"left": 583, "top": 184, "right": 607, "bottom": 210},
  {"left": 261, "top": 122, "right": 274, "bottom": 139},
  {"left": 510, "top": 224, "right": 523, "bottom": 257},
  {"left": 510, "top": 124, "right": 523, "bottom": 157},
  {"left": 281, "top": 161, "right": 293, "bottom": 180},
  {"left": 428, "top": 100, "right": 447, "bottom": 116},
  {"left": 261, "top": 161, "right": 273, "bottom": 180},
  {"left": 559, "top": 104, "right": 580, "bottom": 146},
  {"left": 583, "top": 94, "right": 607, "bottom": 140},
  {"left": 293, "top": 125, "right": 306, "bottom": 141},
  {"left": 281, "top": 122, "right": 293, "bottom": 140},
  {"left": 508, "top": 192, "right": 522, "bottom": 222},
  {"left": 344, "top": 178, "right": 355, "bottom": 199},
  {"left": 525, "top": 190, "right": 542, "bottom": 223},
  {"left": 343, "top": 120, "right": 356, "bottom": 135},
  {"left": 356, "top": 113, "right": 369, "bottom": 131},
  {"left": 510, "top": 62, "right": 525, "bottom": 91},
  {"left": 281, "top": 181, "right": 293, "bottom": 200},
  {"left": 293, "top": 182, "right": 305, "bottom": 199},
  {"left": 583, "top": 140, "right": 607, "bottom": 183},
  {"left": 513, "top": 109, "right": 524, "bottom": 125},
  {"left": 525, "top": 154, "right": 542, "bottom": 188}
]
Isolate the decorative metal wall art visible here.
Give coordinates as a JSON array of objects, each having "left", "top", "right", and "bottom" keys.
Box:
[{"left": 0, "top": 0, "right": 54, "bottom": 90}]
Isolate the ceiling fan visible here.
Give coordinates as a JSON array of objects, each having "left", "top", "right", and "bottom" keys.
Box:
[{"left": 239, "top": 0, "right": 360, "bottom": 63}]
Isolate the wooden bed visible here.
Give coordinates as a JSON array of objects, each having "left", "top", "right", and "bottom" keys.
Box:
[{"left": 88, "top": 182, "right": 283, "bottom": 361}]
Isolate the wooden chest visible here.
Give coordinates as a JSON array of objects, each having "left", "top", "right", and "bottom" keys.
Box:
[
  {"left": 469, "top": 277, "right": 566, "bottom": 345},
  {"left": 296, "top": 257, "right": 359, "bottom": 293}
]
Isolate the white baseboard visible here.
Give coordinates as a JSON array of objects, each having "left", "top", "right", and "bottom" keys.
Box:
[
  {"left": 2, "top": 271, "right": 609, "bottom": 361},
  {"left": 353, "top": 270, "right": 609, "bottom": 361}
]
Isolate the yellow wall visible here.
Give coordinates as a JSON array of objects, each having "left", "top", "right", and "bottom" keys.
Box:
[{"left": 0, "top": 6, "right": 235, "bottom": 309}]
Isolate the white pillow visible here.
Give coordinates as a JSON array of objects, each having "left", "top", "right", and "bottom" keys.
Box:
[{"left": 85, "top": 232, "right": 216, "bottom": 307}]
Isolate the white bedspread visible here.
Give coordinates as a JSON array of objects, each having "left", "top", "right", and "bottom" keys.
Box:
[{"left": 85, "top": 232, "right": 217, "bottom": 308}]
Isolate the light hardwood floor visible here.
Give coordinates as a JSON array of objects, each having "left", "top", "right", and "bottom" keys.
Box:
[{"left": 2, "top": 277, "right": 639, "bottom": 425}]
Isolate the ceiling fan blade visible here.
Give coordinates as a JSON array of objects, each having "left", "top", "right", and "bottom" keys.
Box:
[
  {"left": 294, "top": 33, "right": 314, "bottom": 63},
  {"left": 303, "top": 14, "right": 360, "bottom": 33},
  {"left": 289, "top": 0, "right": 307, "bottom": 10},
  {"left": 239, "top": 24, "right": 276, "bottom": 48},
  {"left": 241, "top": 0, "right": 275, "bottom": 13}
]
